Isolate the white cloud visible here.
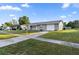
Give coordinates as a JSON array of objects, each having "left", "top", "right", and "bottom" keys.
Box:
[
  {"left": 9, "top": 14, "right": 17, "bottom": 20},
  {"left": 68, "top": 14, "right": 72, "bottom": 17},
  {"left": 0, "top": 5, "right": 21, "bottom": 11},
  {"left": 72, "top": 11, "right": 77, "bottom": 14},
  {"left": 62, "top": 3, "right": 71, "bottom": 8},
  {"left": 9, "top": 14, "right": 15, "bottom": 17},
  {"left": 13, "top": 17, "right": 17, "bottom": 19},
  {"left": 21, "top": 3, "right": 30, "bottom": 7},
  {"left": 60, "top": 15, "right": 66, "bottom": 18},
  {"left": 67, "top": 11, "right": 77, "bottom": 18}
]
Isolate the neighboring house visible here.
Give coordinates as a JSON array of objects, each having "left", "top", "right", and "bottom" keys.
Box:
[
  {"left": 0, "top": 26, "right": 11, "bottom": 30},
  {"left": 28, "top": 20, "right": 64, "bottom": 31},
  {"left": 5, "top": 27, "right": 11, "bottom": 30},
  {"left": 63, "top": 27, "right": 71, "bottom": 30},
  {"left": 11, "top": 25, "right": 27, "bottom": 30}
]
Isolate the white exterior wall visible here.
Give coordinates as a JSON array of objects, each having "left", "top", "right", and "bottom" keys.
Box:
[
  {"left": 29, "top": 24, "right": 47, "bottom": 31},
  {"left": 36, "top": 25, "right": 41, "bottom": 30},
  {"left": 27, "top": 25, "right": 30, "bottom": 30},
  {"left": 54, "top": 24, "right": 59, "bottom": 31},
  {"left": 46, "top": 25, "right": 55, "bottom": 31},
  {"left": 5, "top": 27, "right": 11, "bottom": 30},
  {"left": 58, "top": 22, "right": 63, "bottom": 30},
  {"left": 39, "top": 24, "right": 47, "bottom": 31},
  {"left": 29, "top": 25, "right": 38, "bottom": 30},
  {"left": 28, "top": 21, "right": 63, "bottom": 31},
  {"left": 20, "top": 25, "right": 27, "bottom": 30}
]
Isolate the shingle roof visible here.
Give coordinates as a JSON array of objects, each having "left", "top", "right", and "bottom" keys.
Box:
[{"left": 29, "top": 20, "right": 63, "bottom": 26}]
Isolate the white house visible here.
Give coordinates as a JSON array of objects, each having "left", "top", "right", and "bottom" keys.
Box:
[
  {"left": 28, "top": 20, "right": 64, "bottom": 31},
  {"left": 2, "top": 20, "right": 63, "bottom": 31},
  {"left": 5, "top": 27, "right": 11, "bottom": 30}
]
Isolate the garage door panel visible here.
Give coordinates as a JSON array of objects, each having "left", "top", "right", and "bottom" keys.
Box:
[{"left": 47, "top": 25, "right": 55, "bottom": 30}]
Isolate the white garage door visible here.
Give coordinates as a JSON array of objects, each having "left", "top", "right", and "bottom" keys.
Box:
[{"left": 47, "top": 25, "right": 55, "bottom": 30}]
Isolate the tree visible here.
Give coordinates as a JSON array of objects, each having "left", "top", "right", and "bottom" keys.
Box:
[
  {"left": 63, "top": 22, "right": 67, "bottom": 27},
  {"left": 73, "top": 20, "right": 79, "bottom": 28},
  {"left": 66, "top": 21, "right": 74, "bottom": 28},
  {"left": 2, "top": 24, "right": 6, "bottom": 27},
  {"left": 5, "top": 22, "right": 13, "bottom": 27},
  {"left": 18, "top": 16, "right": 30, "bottom": 25},
  {"left": 66, "top": 20, "right": 79, "bottom": 28},
  {"left": 12, "top": 19, "right": 18, "bottom": 25}
]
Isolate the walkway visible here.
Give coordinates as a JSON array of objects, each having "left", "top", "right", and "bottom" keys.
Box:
[
  {"left": 0, "top": 31, "right": 79, "bottom": 48},
  {"left": 33, "top": 37, "right": 79, "bottom": 48},
  {"left": 0, "top": 31, "right": 48, "bottom": 47}
]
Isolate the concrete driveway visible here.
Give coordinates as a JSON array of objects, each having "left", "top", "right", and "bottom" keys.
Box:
[
  {"left": 34, "top": 37, "right": 79, "bottom": 48},
  {"left": 0, "top": 31, "right": 48, "bottom": 47}
]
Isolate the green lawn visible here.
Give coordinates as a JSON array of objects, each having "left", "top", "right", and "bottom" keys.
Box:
[
  {"left": 42, "top": 29, "right": 79, "bottom": 43},
  {"left": 0, "top": 34, "right": 18, "bottom": 39},
  {"left": 0, "top": 39, "right": 79, "bottom": 55},
  {"left": 0, "top": 30, "right": 38, "bottom": 39},
  {"left": 5, "top": 30, "right": 38, "bottom": 35}
]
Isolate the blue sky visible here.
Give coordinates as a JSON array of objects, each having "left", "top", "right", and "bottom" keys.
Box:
[{"left": 0, "top": 3, "right": 79, "bottom": 25}]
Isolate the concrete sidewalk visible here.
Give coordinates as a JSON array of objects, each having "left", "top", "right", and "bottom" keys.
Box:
[
  {"left": 33, "top": 37, "right": 79, "bottom": 48},
  {"left": 0, "top": 32, "right": 48, "bottom": 48}
]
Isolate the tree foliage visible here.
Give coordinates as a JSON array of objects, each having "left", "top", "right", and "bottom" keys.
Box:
[
  {"left": 63, "top": 22, "right": 67, "bottom": 26},
  {"left": 18, "top": 16, "right": 30, "bottom": 25},
  {"left": 5, "top": 22, "right": 13, "bottom": 27},
  {"left": 66, "top": 20, "right": 79, "bottom": 28}
]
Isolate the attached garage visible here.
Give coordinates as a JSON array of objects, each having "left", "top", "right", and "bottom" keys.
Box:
[{"left": 46, "top": 25, "right": 55, "bottom": 31}]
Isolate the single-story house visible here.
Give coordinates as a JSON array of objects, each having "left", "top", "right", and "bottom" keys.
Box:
[
  {"left": 27, "top": 20, "right": 64, "bottom": 31},
  {"left": 0, "top": 26, "right": 11, "bottom": 30},
  {"left": 5, "top": 27, "right": 11, "bottom": 30},
  {"left": 1, "top": 20, "right": 64, "bottom": 31}
]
